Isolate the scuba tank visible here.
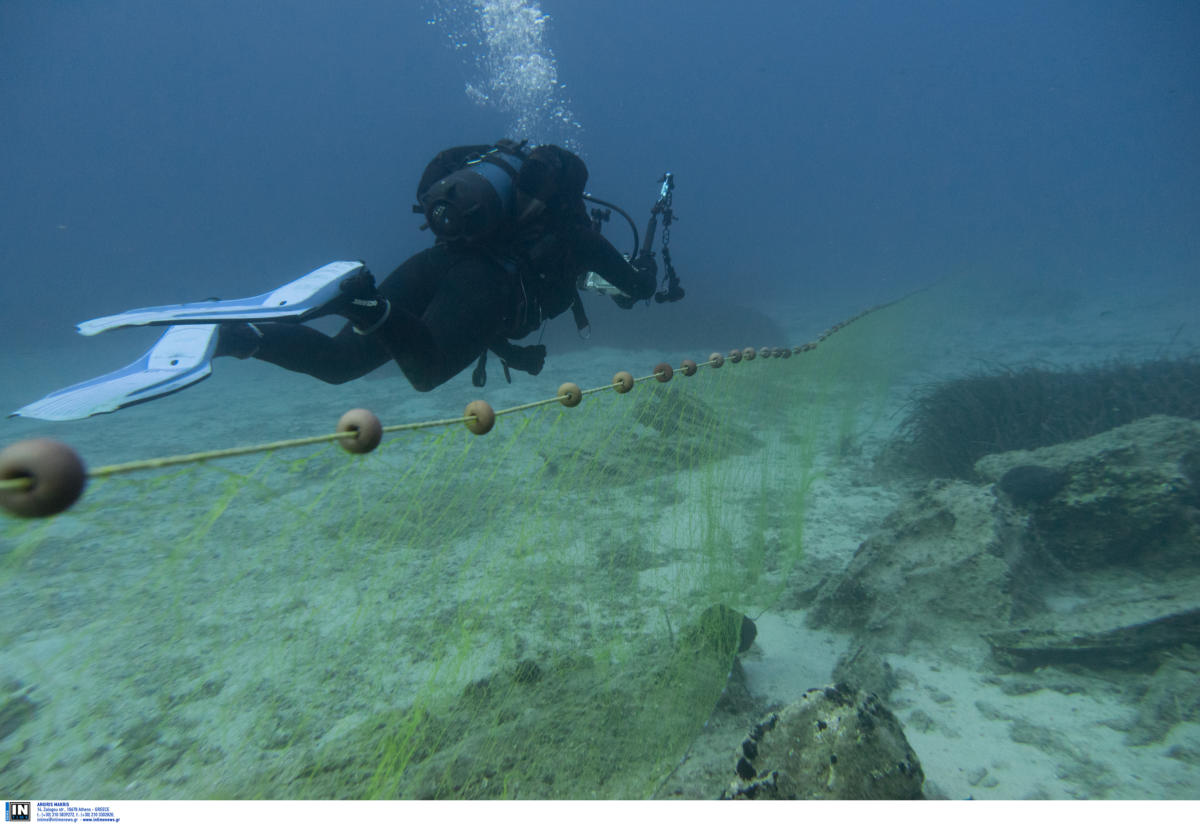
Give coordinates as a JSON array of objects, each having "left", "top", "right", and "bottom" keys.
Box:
[{"left": 415, "top": 142, "right": 528, "bottom": 244}]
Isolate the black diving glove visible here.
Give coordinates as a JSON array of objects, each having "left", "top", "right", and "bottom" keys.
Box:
[
  {"left": 336, "top": 265, "right": 391, "bottom": 334},
  {"left": 632, "top": 253, "right": 657, "bottom": 293},
  {"left": 611, "top": 254, "right": 657, "bottom": 310}
]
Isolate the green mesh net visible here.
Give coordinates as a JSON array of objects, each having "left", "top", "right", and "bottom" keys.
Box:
[{"left": 0, "top": 304, "right": 906, "bottom": 799}]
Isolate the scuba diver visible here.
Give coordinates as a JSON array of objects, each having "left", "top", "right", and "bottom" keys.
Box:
[{"left": 12, "top": 140, "right": 685, "bottom": 420}]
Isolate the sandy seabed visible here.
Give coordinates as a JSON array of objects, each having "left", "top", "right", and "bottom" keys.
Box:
[{"left": 3, "top": 275, "right": 1199, "bottom": 800}]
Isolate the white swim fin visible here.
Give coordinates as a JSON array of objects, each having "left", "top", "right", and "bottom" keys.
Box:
[
  {"left": 77, "top": 260, "right": 364, "bottom": 336},
  {"left": 11, "top": 324, "right": 219, "bottom": 421}
]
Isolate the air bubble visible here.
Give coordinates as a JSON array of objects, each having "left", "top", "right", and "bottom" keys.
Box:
[{"left": 427, "top": 0, "right": 583, "bottom": 148}]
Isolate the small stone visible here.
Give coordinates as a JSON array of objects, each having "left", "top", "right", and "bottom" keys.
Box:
[
  {"left": 0, "top": 694, "right": 38, "bottom": 740},
  {"left": 927, "top": 688, "right": 954, "bottom": 705},
  {"left": 975, "top": 700, "right": 1008, "bottom": 721},
  {"left": 906, "top": 709, "right": 936, "bottom": 734}
]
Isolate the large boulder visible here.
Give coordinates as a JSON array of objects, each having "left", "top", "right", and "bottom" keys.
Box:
[
  {"left": 975, "top": 414, "right": 1200, "bottom": 572},
  {"left": 809, "top": 416, "right": 1200, "bottom": 656},
  {"left": 806, "top": 478, "right": 1024, "bottom": 651},
  {"left": 723, "top": 683, "right": 924, "bottom": 799}
]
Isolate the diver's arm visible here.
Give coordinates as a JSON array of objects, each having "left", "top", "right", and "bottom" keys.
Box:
[{"left": 572, "top": 228, "right": 656, "bottom": 301}]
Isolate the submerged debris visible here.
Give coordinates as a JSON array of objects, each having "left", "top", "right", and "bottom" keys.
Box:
[{"left": 986, "top": 609, "right": 1200, "bottom": 670}]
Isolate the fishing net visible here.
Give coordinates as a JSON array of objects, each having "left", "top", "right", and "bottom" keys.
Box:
[{"left": 0, "top": 303, "right": 907, "bottom": 799}]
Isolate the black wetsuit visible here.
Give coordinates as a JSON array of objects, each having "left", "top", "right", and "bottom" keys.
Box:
[{"left": 224, "top": 150, "right": 655, "bottom": 391}]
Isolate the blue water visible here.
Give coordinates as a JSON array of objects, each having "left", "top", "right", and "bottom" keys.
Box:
[{"left": 1, "top": 0, "right": 1196, "bottom": 355}]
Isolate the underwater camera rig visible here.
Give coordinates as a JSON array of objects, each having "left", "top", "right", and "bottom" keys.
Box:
[{"left": 581, "top": 171, "right": 683, "bottom": 304}]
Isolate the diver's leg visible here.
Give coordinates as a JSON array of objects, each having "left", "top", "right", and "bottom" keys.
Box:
[
  {"left": 216, "top": 320, "right": 390, "bottom": 385},
  {"left": 213, "top": 247, "right": 512, "bottom": 391},
  {"left": 212, "top": 247, "right": 452, "bottom": 385}
]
